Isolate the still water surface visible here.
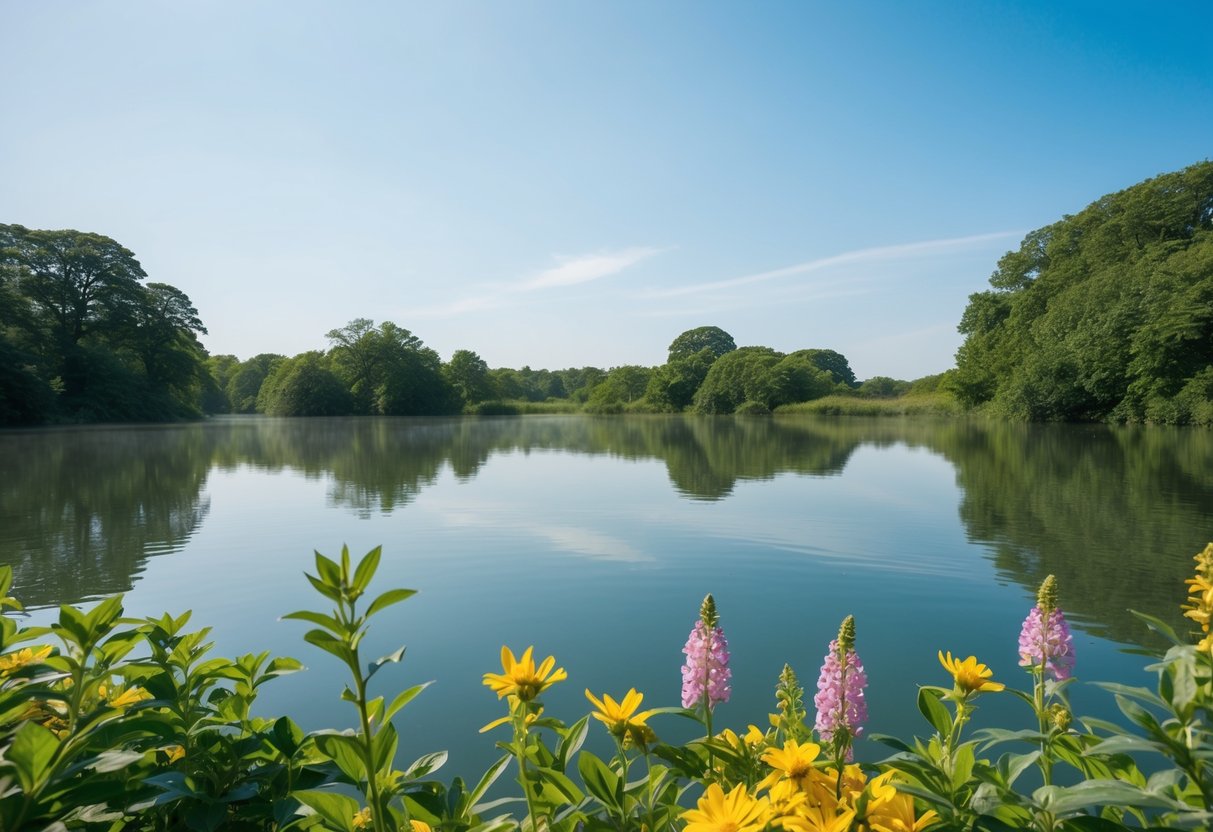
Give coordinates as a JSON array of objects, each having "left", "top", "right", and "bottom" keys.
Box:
[{"left": 2, "top": 415, "right": 1210, "bottom": 777}]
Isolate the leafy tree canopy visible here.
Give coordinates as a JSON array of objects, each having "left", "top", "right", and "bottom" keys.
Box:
[
  {"left": 952, "top": 161, "right": 1213, "bottom": 423},
  {"left": 667, "top": 326, "right": 737, "bottom": 362}
]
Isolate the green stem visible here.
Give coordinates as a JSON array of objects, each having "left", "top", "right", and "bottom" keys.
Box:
[
  {"left": 615, "top": 737, "right": 630, "bottom": 831},
  {"left": 1034, "top": 666, "right": 1052, "bottom": 787},
  {"left": 703, "top": 697, "right": 715, "bottom": 777},
  {"left": 344, "top": 600, "right": 386, "bottom": 832},
  {"left": 515, "top": 712, "right": 542, "bottom": 832}
]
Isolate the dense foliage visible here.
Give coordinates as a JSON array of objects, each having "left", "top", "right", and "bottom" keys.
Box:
[
  {"left": 951, "top": 161, "right": 1213, "bottom": 424},
  {"left": 0, "top": 225, "right": 210, "bottom": 424},
  {"left": 5, "top": 544, "right": 1213, "bottom": 831}
]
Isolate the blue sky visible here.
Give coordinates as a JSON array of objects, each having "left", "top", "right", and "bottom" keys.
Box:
[{"left": 2, "top": 1, "right": 1210, "bottom": 379}]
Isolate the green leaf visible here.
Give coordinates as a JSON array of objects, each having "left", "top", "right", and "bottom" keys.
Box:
[
  {"left": 305, "top": 573, "right": 343, "bottom": 604},
  {"left": 304, "top": 630, "right": 354, "bottom": 664},
  {"left": 999, "top": 750, "right": 1041, "bottom": 787},
  {"left": 1036, "top": 780, "right": 1178, "bottom": 815},
  {"left": 868, "top": 732, "right": 914, "bottom": 753},
  {"left": 281, "top": 609, "right": 345, "bottom": 634},
  {"left": 556, "top": 715, "right": 590, "bottom": 770},
  {"left": 8, "top": 721, "right": 60, "bottom": 791},
  {"left": 313, "top": 732, "right": 367, "bottom": 783},
  {"left": 366, "top": 588, "right": 418, "bottom": 618},
  {"left": 404, "top": 750, "right": 448, "bottom": 780},
  {"left": 1129, "top": 610, "right": 1182, "bottom": 646},
  {"left": 917, "top": 686, "right": 953, "bottom": 736},
  {"left": 578, "top": 751, "right": 622, "bottom": 810},
  {"left": 384, "top": 681, "right": 432, "bottom": 723},
  {"left": 314, "top": 552, "right": 342, "bottom": 588},
  {"left": 533, "top": 766, "right": 584, "bottom": 804},
  {"left": 294, "top": 789, "right": 360, "bottom": 832},
  {"left": 465, "top": 754, "right": 512, "bottom": 818},
  {"left": 367, "top": 645, "right": 406, "bottom": 681},
  {"left": 352, "top": 546, "right": 382, "bottom": 594},
  {"left": 951, "top": 743, "right": 976, "bottom": 790},
  {"left": 373, "top": 721, "right": 399, "bottom": 775},
  {"left": 91, "top": 748, "right": 146, "bottom": 773}
]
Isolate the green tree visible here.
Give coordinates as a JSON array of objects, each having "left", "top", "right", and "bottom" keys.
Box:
[
  {"left": 667, "top": 326, "right": 737, "bottom": 362},
  {"left": 953, "top": 161, "right": 1213, "bottom": 422},
  {"left": 257, "top": 352, "right": 354, "bottom": 416},
  {"left": 227, "top": 354, "right": 284, "bottom": 413},
  {"left": 797, "top": 348, "right": 857, "bottom": 387},
  {"left": 645, "top": 348, "right": 716, "bottom": 411},
  {"left": 692, "top": 347, "right": 783, "bottom": 414},
  {"left": 0, "top": 224, "right": 146, "bottom": 349},
  {"left": 444, "top": 349, "right": 495, "bottom": 406}
]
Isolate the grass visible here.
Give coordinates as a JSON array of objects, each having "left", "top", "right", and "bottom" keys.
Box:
[{"left": 774, "top": 391, "right": 965, "bottom": 417}]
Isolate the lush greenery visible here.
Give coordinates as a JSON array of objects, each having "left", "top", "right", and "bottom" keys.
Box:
[
  {"left": 0, "top": 225, "right": 210, "bottom": 424},
  {"left": 7, "top": 159, "right": 1213, "bottom": 426},
  {"left": 951, "top": 161, "right": 1213, "bottom": 424},
  {"left": 4, "top": 544, "right": 1213, "bottom": 831}
]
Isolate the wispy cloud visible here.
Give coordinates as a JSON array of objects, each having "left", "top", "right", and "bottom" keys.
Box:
[
  {"left": 639, "top": 231, "right": 1020, "bottom": 300},
  {"left": 521, "top": 247, "right": 664, "bottom": 290},
  {"left": 410, "top": 246, "right": 665, "bottom": 319}
]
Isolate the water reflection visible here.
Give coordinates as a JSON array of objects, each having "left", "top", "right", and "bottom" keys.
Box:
[{"left": 1, "top": 415, "right": 1208, "bottom": 646}]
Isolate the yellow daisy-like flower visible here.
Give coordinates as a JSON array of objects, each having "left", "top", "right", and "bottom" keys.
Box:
[
  {"left": 482, "top": 646, "right": 566, "bottom": 702},
  {"left": 107, "top": 686, "right": 153, "bottom": 709},
  {"left": 585, "top": 688, "right": 657, "bottom": 738},
  {"left": 409, "top": 820, "right": 433, "bottom": 832},
  {"left": 780, "top": 804, "right": 857, "bottom": 832},
  {"left": 352, "top": 808, "right": 372, "bottom": 829},
  {"left": 938, "top": 651, "right": 1005, "bottom": 694},
  {"left": 0, "top": 645, "right": 52, "bottom": 675},
  {"left": 759, "top": 739, "right": 822, "bottom": 791},
  {"left": 868, "top": 792, "right": 940, "bottom": 832},
  {"left": 682, "top": 783, "right": 769, "bottom": 832},
  {"left": 764, "top": 779, "right": 809, "bottom": 828}
]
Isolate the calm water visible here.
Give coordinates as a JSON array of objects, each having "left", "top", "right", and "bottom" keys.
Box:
[{"left": 2, "top": 415, "right": 1211, "bottom": 778}]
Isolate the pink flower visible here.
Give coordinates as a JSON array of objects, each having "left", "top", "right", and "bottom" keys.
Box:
[
  {"left": 1018, "top": 606, "right": 1075, "bottom": 681},
  {"left": 681, "top": 620, "right": 731, "bottom": 710},
  {"left": 814, "top": 638, "right": 867, "bottom": 759}
]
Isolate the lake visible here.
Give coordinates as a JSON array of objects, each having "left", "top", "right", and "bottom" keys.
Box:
[{"left": 2, "top": 414, "right": 1209, "bottom": 780}]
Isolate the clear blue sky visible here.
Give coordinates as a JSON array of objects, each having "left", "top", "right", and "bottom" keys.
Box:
[{"left": 2, "top": 1, "right": 1210, "bottom": 379}]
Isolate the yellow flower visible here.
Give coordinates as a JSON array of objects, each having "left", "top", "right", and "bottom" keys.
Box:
[
  {"left": 759, "top": 739, "right": 822, "bottom": 791},
  {"left": 780, "top": 805, "right": 857, "bottom": 832},
  {"left": 164, "top": 744, "right": 186, "bottom": 763},
  {"left": 867, "top": 791, "right": 940, "bottom": 832},
  {"left": 482, "top": 646, "right": 566, "bottom": 702},
  {"left": 585, "top": 688, "right": 657, "bottom": 738},
  {"left": 0, "top": 645, "right": 52, "bottom": 675},
  {"left": 764, "top": 779, "right": 809, "bottom": 828},
  {"left": 409, "top": 821, "right": 433, "bottom": 832},
  {"left": 938, "top": 651, "right": 1005, "bottom": 694},
  {"left": 682, "top": 783, "right": 769, "bottom": 832},
  {"left": 352, "top": 808, "right": 372, "bottom": 829},
  {"left": 107, "top": 686, "right": 153, "bottom": 709}
]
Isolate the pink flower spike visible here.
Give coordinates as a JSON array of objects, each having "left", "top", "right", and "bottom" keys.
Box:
[
  {"left": 814, "top": 638, "right": 868, "bottom": 759},
  {"left": 681, "top": 620, "right": 731, "bottom": 710},
  {"left": 1018, "top": 606, "right": 1075, "bottom": 681}
]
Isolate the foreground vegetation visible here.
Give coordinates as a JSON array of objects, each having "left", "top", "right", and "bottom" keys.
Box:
[{"left": 4, "top": 543, "right": 1213, "bottom": 831}]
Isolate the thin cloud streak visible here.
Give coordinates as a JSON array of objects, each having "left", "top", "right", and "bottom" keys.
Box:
[
  {"left": 521, "top": 246, "right": 665, "bottom": 290},
  {"left": 641, "top": 231, "right": 1021, "bottom": 300},
  {"left": 411, "top": 246, "right": 665, "bottom": 319}
]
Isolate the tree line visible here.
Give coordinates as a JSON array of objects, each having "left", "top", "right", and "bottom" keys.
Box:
[
  {"left": 6, "top": 158, "right": 1210, "bottom": 426},
  {"left": 0, "top": 222, "right": 874, "bottom": 424},
  {"left": 200, "top": 322, "right": 869, "bottom": 419}
]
